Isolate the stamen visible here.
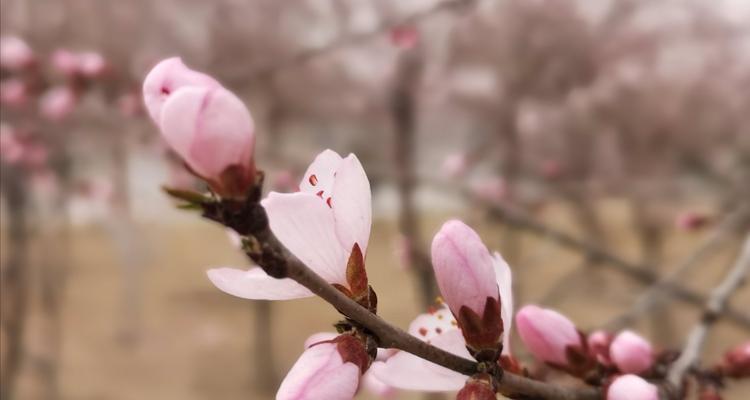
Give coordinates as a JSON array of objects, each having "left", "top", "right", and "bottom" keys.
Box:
[
  {"left": 418, "top": 327, "right": 428, "bottom": 337},
  {"left": 309, "top": 174, "right": 318, "bottom": 186}
]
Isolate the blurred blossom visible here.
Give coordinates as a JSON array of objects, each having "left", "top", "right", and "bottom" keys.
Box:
[
  {"left": 0, "top": 36, "right": 35, "bottom": 71},
  {"left": 117, "top": 91, "right": 144, "bottom": 117},
  {"left": 30, "top": 169, "right": 59, "bottom": 196},
  {"left": 539, "top": 159, "right": 564, "bottom": 180},
  {"left": 470, "top": 177, "right": 507, "bottom": 203},
  {"left": 51, "top": 49, "right": 81, "bottom": 77},
  {"left": 718, "top": 341, "right": 750, "bottom": 378},
  {"left": 39, "top": 86, "right": 77, "bottom": 121},
  {"left": 0, "top": 79, "right": 29, "bottom": 108},
  {"left": 77, "top": 51, "right": 108, "bottom": 78},
  {"left": 390, "top": 26, "right": 419, "bottom": 49},
  {"left": 675, "top": 211, "right": 710, "bottom": 231},
  {"left": 393, "top": 234, "right": 412, "bottom": 270},
  {"left": 441, "top": 152, "right": 468, "bottom": 178},
  {"left": 22, "top": 143, "right": 49, "bottom": 168},
  {"left": 587, "top": 330, "right": 613, "bottom": 365},
  {"left": 449, "top": 67, "right": 497, "bottom": 101},
  {"left": 0, "top": 123, "right": 25, "bottom": 164}
]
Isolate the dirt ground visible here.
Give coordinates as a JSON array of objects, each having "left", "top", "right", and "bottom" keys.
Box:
[{"left": 7, "top": 201, "right": 750, "bottom": 399}]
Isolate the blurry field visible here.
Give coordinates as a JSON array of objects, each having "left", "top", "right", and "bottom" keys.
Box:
[{"left": 9, "top": 202, "right": 750, "bottom": 400}]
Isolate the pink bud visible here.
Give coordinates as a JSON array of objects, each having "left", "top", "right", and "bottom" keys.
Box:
[
  {"left": 142, "top": 57, "right": 220, "bottom": 123},
  {"left": 51, "top": 49, "right": 80, "bottom": 77},
  {"left": 0, "top": 36, "right": 34, "bottom": 70},
  {"left": 390, "top": 26, "right": 419, "bottom": 49},
  {"left": 607, "top": 374, "right": 658, "bottom": 400},
  {"left": 610, "top": 330, "right": 653, "bottom": 374},
  {"left": 719, "top": 341, "right": 750, "bottom": 378},
  {"left": 540, "top": 159, "right": 563, "bottom": 180},
  {"left": 39, "top": 86, "right": 77, "bottom": 121},
  {"left": 431, "top": 220, "right": 499, "bottom": 317},
  {"left": 158, "top": 85, "right": 256, "bottom": 196},
  {"left": 277, "top": 334, "right": 366, "bottom": 400},
  {"left": 0, "top": 79, "right": 28, "bottom": 108},
  {"left": 587, "top": 330, "right": 613, "bottom": 365},
  {"left": 515, "top": 305, "right": 583, "bottom": 367},
  {"left": 675, "top": 212, "right": 710, "bottom": 231},
  {"left": 0, "top": 123, "right": 24, "bottom": 164},
  {"left": 77, "top": 51, "right": 107, "bottom": 78},
  {"left": 470, "top": 177, "right": 507, "bottom": 203}
]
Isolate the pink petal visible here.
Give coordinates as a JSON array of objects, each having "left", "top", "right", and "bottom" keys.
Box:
[
  {"left": 142, "top": 57, "right": 220, "bottom": 122},
  {"left": 607, "top": 375, "right": 658, "bottom": 400},
  {"left": 277, "top": 341, "right": 360, "bottom": 400},
  {"left": 159, "top": 86, "right": 255, "bottom": 179},
  {"left": 371, "top": 329, "right": 469, "bottom": 392},
  {"left": 515, "top": 305, "right": 580, "bottom": 365},
  {"left": 262, "top": 192, "right": 347, "bottom": 285},
  {"left": 331, "top": 154, "right": 372, "bottom": 255},
  {"left": 407, "top": 305, "right": 457, "bottom": 341},
  {"left": 0, "top": 36, "right": 34, "bottom": 70},
  {"left": 431, "top": 220, "right": 499, "bottom": 316},
  {"left": 363, "top": 370, "right": 397, "bottom": 398},
  {"left": 298, "top": 149, "right": 343, "bottom": 197},
  {"left": 610, "top": 330, "right": 653, "bottom": 374},
  {"left": 493, "top": 252, "right": 513, "bottom": 354},
  {"left": 206, "top": 267, "right": 312, "bottom": 300}
]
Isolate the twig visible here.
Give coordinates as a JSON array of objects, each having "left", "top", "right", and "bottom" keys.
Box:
[
  {"left": 204, "top": 199, "right": 601, "bottom": 400},
  {"left": 603, "top": 207, "right": 749, "bottom": 330},
  {"left": 666, "top": 235, "right": 750, "bottom": 394}
]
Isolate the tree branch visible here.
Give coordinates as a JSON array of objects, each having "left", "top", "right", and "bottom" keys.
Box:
[{"left": 666, "top": 235, "right": 750, "bottom": 394}]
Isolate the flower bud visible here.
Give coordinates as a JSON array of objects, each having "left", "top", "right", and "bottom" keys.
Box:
[
  {"left": 587, "top": 330, "right": 613, "bottom": 365},
  {"left": 457, "top": 373, "right": 496, "bottom": 400},
  {"left": 158, "top": 85, "right": 255, "bottom": 198},
  {"left": 39, "top": 86, "right": 77, "bottom": 121},
  {"left": 277, "top": 334, "right": 368, "bottom": 400},
  {"left": 718, "top": 341, "right": 750, "bottom": 378},
  {"left": 431, "top": 220, "right": 504, "bottom": 352},
  {"left": 0, "top": 36, "right": 34, "bottom": 70},
  {"left": 515, "top": 305, "right": 586, "bottom": 369},
  {"left": 142, "top": 57, "right": 220, "bottom": 122},
  {"left": 0, "top": 79, "right": 28, "bottom": 108},
  {"left": 77, "top": 51, "right": 107, "bottom": 78},
  {"left": 51, "top": 49, "right": 80, "bottom": 76},
  {"left": 610, "top": 330, "right": 653, "bottom": 374},
  {"left": 607, "top": 374, "right": 658, "bottom": 400}
]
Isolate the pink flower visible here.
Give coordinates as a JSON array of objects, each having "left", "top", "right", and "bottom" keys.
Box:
[
  {"left": 431, "top": 221, "right": 512, "bottom": 351},
  {"left": 0, "top": 36, "right": 34, "bottom": 70},
  {"left": 515, "top": 305, "right": 583, "bottom": 367},
  {"left": 470, "top": 177, "right": 507, "bottom": 203},
  {"left": 610, "top": 330, "right": 653, "bottom": 374},
  {"left": 675, "top": 211, "right": 710, "bottom": 231},
  {"left": 390, "top": 26, "right": 419, "bottom": 49},
  {"left": 142, "top": 57, "right": 220, "bottom": 122},
  {"left": 0, "top": 79, "right": 28, "bottom": 108},
  {"left": 607, "top": 374, "right": 658, "bottom": 400},
  {"left": 157, "top": 85, "right": 256, "bottom": 191},
  {"left": 39, "top": 86, "right": 77, "bottom": 121},
  {"left": 277, "top": 333, "right": 367, "bottom": 400},
  {"left": 208, "top": 150, "right": 372, "bottom": 300}
]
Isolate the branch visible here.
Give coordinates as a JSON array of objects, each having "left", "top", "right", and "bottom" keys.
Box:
[
  {"left": 204, "top": 198, "right": 601, "bottom": 400},
  {"left": 666, "top": 235, "right": 750, "bottom": 394},
  {"left": 603, "top": 207, "right": 749, "bottom": 330}
]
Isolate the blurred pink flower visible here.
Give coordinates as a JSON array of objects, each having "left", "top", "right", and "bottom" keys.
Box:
[
  {"left": 208, "top": 150, "right": 372, "bottom": 301},
  {"left": 431, "top": 220, "right": 513, "bottom": 351},
  {"left": 675, "top": 211, "right": 710, "bottom": 231},
  {"left": 0, "top": 79, "right": 29, "bottom": 108},
  {"left": 540, "top": 159, "right": 563, "bottom": 180},
  {"left": 277, "top": 333, "right": 367, "bottom": 400},
  {"left": 719, "top": 341, "right": 750, "bottom": 378},
  {"left": 390, "top": 26, "right": 419, "bottom": 49},
  {"left": 77, "top": 51, "right": 107, "bottom": 78},
  {"left": 515, "top": 305, "right": 583, "bottom": 367},
  {"left": 271, "top": 169, "right": 298, "bottom": 192},
  {"left": 0, "top": 36, "right": 35, "bottom": 70},
  {"left": 441, "top": 153, "right": 468, "bottom": 178},
  {"left": 587, "top": 330, "right": 613, "bottom": 365},
  {"left": 0, "top": 123, "right": 25, "bottom": 164},
  {"left": 22, "top": 143, "right": 49, "bottom": 168},
  {"left": 51, "top": 49, "right": 80, "bottom": 77},
  {"left": 607, "top": 374, "right": 658, "bottom": 400},
  {"left": 142, "top": 57, "right": 220, "bottom": 122},
  {"left": 470, "top": 177, "right": 507, "bottom": 203},
  {"left": 609, "top": 330, "right": 653, "bottom": 374},
  {"left": 39, "top": 86, "right": 77, "bottom": 121},
  {"left": 393, "top": 234, "right": 412, "bottom": 270}
]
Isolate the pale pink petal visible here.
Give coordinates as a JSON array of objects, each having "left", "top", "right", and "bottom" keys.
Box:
[
  {"left": 372, "top": 329, "right": 469, "bottom": 392},
  {"left": 431, "top": 220, "right": 499, "bottom": 316},
  {"left": 142, "top": 57, "right": 220, "bottom": 122},
  {"left": 207, "top": 267, "right": 312, "bottom": 300},
  {"left": 262, "top": 192, "right": 347, "bottom": 285},
  {"left": 610, "top": 330, "right": 653, "bottom": 374},
  {"left": 363, "top": 370, "right": 397, "bottom": 398},
  {"left": 407, "top": 305, "right": 457, "bottom": 341},
  {"left": 330, "top": 154, "right": 372, "bottom": 254},
  {"left": 277, "top": 341, "right": 360, "bottom": 400},
  {"left": 298, "top": 149, "right": 343, "bottom": 197},
  {"left": 607, "top": 375, "right": 658, "bottom": 400},
  {"left": 159, "top": 86, "right": 255, "bottom": 178},
  {"left": 493, "top": 252, "right": 513, "bottom": 354}
]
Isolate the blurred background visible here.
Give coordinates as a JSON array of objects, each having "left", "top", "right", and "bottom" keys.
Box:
[{"left": 1, "top": 0, "right": 749, "bottom": 399}]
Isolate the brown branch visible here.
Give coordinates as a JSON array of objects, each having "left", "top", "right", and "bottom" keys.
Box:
[
  {"left": 603, "top": 206, "right": 749, "bottom": 330},
  {"left": 666, "top": 235, "right": 750, "bottom": 394},
  {"left": 203, "top": 197, "right": 601, "bottom": 400}
]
